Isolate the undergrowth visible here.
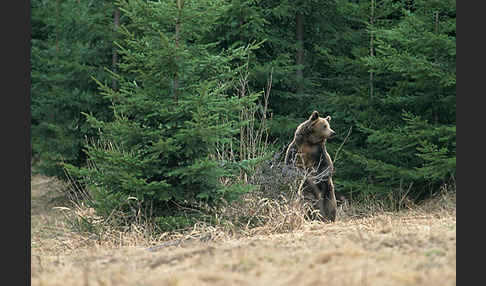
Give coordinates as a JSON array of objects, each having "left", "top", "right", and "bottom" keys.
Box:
[{"left": 57, "top": 166, "right": 455, "bottom": 249}]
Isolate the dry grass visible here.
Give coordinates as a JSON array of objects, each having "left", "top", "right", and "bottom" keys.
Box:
[{"left": 31, "top": 174, "right": 456, "bottom": 286}]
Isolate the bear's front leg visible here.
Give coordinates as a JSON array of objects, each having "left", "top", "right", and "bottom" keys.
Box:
[{"left": 318, "top": 178, "right": 337, "bottom": 222}]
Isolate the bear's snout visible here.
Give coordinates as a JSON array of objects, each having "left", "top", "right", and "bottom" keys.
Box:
[{"left": 329, "top": 130, "right": 336, "bottom": 138}]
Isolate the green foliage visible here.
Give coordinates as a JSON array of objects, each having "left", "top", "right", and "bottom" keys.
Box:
[
  {"left": 31, "top": 0, "right": 115, "bottom": 177},
  {"left": 64, "top": 0, "right": 262, "bottom": 230},
  {"left": 32, "top": 0, "right": 456, "bottom": 221},
  {"left": 329, "top": 0, "right": 456, "bottom": 201}
]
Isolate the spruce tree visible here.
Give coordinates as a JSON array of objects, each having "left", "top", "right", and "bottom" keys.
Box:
[
  {"left": 64, "top": 0, "right": 263, "bottom": 230},
  {"left": 31, "top": 0, "right": 116, "bottom": 177},
  {"left": 334, "top": 0, "right": 456, "bottom": 201}
]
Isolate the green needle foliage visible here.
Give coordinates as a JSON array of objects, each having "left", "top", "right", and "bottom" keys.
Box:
[
  {"left": 333, "top": 0, "right": 456, "bottom": 202},
  {"left": 32, "top": 0, "right": 456, "bottom": 220},
  {"left": 31, "top": 0, "right": 116, "bottom": 177},
  {"left": 64, "top": 0, "right": 263, "bottom": 230}
]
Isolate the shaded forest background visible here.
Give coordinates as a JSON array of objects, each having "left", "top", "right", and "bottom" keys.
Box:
[{"left": 31, "top": 0, "right": 455, "bottom": 229}]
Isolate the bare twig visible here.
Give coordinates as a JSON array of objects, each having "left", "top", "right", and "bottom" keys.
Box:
[{"left": 333, "top": 126, "right": 352, "bottom": 164}]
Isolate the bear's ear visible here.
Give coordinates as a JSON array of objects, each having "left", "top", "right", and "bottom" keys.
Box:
[
  {"left": 309, "top": 111, "right": 319, "bottom": 121},
  {"left": 325, "top": 115, "right": 332, "bottom": 122}
]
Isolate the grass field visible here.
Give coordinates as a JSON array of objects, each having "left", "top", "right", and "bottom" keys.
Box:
[{"left": 31, "top": 174, "right": 456, "bottom": 286}]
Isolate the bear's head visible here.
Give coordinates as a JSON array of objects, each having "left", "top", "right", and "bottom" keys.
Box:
[{"left": 295, "top": 110, "right": 335, "bottom": 145}]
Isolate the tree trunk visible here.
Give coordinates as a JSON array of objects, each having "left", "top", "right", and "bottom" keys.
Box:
[
  {"left": 112, "top": 7, "right": 120, "bottom": 90},
  {"left": 296, "top": 12, "right": 304, "bottom": 95},
  {"left": 173, "top": 0, "right": 184, "bottom": 104},
  {"left": 174, "top": 19, "right": 180, "bottom": 104},
  {"left": 435, "top": 11, "right": 439, "bottom": 34},
  {"left": 434, "top": 11, "right": 439, "bottom": 124},
  {"left": 56, "top": 0, "right": 60, "bottom": 54},
  {"left": 369, "top": 0, "right": 374, "bottom": 98}
]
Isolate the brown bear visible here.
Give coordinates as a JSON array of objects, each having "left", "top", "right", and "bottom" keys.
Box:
[{"left": 284, "top": 110, "right": 337, "bottom": 222}]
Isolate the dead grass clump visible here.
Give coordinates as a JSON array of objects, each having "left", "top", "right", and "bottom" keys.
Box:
[
  {"left": 336, "top": 182, "right": 456, "bottom": 223},
  {"left": 51, "top": 168, "right": 456, "bottom": 251},
  {"left": 416, "top": 183, "right": 456, "bottom": 215},
  {"left": 335, "top": 191, "right": 396, "bottom": 222},
  {"left": 221, "top": 191, "right": 310, "bottom": 236},
  {"left": 214, "top": 152, "right": 333, "bottom": 236}
]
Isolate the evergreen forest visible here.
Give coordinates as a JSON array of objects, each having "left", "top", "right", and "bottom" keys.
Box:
[{"left": 31, "top": 0, "right": 456, "bottom": 230}]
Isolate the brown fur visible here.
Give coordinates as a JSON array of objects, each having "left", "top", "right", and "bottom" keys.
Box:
[{"left": 284, "top": 111, "right": 337, "bottom": 222}]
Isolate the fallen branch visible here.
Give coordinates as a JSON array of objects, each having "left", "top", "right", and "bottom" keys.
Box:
[{"left": 145, "top": 233, "right": 213, "bottom": 252}]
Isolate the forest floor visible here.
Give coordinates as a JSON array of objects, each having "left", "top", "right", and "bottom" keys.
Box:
[{"left": 31, "top": 174, "right": 456, "bottom": 286}]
